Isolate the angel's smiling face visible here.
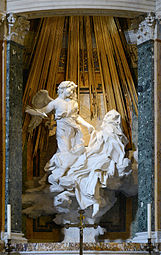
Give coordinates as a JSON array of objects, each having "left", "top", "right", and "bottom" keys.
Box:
[
  {"left": 64, "top": 84, "right": 75, "bottom": 99},
  {"left": 58, "top": 81, "right": 77, "bottom": 99}
]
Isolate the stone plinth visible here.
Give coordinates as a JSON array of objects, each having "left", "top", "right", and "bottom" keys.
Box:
[
  {"left": 9, "top": 241, "right": 156, "bottom": 254},
  {"left": 4, "top": 252, "right": 153, "bottom": 255}
]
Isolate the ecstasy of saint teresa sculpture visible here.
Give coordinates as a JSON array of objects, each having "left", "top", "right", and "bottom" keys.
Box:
[{"left": 25, "top": 81, "right": 134, "bottom": 221}]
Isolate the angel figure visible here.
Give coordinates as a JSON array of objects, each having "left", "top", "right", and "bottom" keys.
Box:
[
  {"left": 26, "top": 81, "right": 133, "bottom": 218},
  {"left": 26, "top": 81, "right": 95, "bottom": 188}
]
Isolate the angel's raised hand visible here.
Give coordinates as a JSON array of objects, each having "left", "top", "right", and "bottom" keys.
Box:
[{"left": 25, "top": 105, "right": 47, "bottom": 118}]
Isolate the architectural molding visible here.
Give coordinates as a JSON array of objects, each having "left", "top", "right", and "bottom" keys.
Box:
[
  {"left": 123, "top": 13, "right": 161, "bottom": 46},
  {"left": 24, "top": 9, "right": 146, "bottom": 19},
  {"left": 132, "top": 231, "right": 161, "bottom": 243},
  {"left": 6, "top": 12, "right": 16, "bottom": 40},
  {"left": 8, "top": 252, "right": 153, "bottom": 255},
  {"left": 137, "top": 13, "right": 156, "bottom": 45},
  {"left": 135, "top": 13, "right": 161, "bottom": 44},
  {"left": 6, "top": 0, "right": 155, "bottom": 18},
  {"left": 6, "top": 13, "right": 30, "bottom": 44},
  {"left": 1, "top": 231, "right": 27, "bottom": 243}
]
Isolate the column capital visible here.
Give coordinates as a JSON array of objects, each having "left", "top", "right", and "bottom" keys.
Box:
[
  {"left": 137, "top": 12, "right": 156, "bottom": 45},
  {"left": 6, "top": 13, "right": 30, "bottom": 45}
]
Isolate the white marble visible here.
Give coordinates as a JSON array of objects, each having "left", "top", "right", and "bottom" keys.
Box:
[
  {"left": 137, "top": 13, "right": 156, "bottom": 45},
  {"left": 25, "top": 81, "right": 137, "bottom": 242},
  {"left": 132, "top": 230, "right": 161, "bottom": 244},
  {"left": 1, "top": 231, "right": 27, "bottom": 243},
  {"left": 6, "top": 0, "right": 155, "bottom": 17}
]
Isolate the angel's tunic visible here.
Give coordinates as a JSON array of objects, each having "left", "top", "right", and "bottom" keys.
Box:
[
  {"left": 54, "top": 97, "right": 84, "bottom": 153},
  {"left": 45, "top": 98, "right": 85, "bottom": 175}
]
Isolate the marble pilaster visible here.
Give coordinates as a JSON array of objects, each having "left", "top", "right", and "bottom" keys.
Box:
[
  {"left": 6, "top": 39, "right": 24, "bottom": 233},
  {"left": 4, "top": 14, "right": 29, "bottom": 239},
  {"left": 133, "top": 13, "right": 156, "bottom": 242},
  {"left": 137, "top": 39, "right": 155, "bottom": 233},
  {"left": 0, "top": 14, "right": 6, "bottom": 235}
]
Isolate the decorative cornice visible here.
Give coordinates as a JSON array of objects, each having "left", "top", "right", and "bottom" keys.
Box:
[{"left": 6, "top": 0, "right": 155, "bottom": 17}]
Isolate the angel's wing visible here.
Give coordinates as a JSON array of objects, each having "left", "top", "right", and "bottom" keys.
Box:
[
  {"left": 26, "top": 90, "right": 53, "bottom": 135},
  {"left": 32, "top": 90, "right": 53, "bottom": 108}
]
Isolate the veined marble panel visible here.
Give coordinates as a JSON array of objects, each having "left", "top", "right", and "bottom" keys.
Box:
[
  {"left": 6, "top": 0, "right": 155, "bottom": 17},
  {"left": 1, "top": 241, "right": 160, "bottom": 254},
  {"left": 11, "top": 242, "right": 150, "bottom": 252}
]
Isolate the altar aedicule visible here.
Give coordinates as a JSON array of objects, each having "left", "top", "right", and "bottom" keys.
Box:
[
  {"left": 0, "top": 8, "right": 161, "bottom": 254},
  {"left": 24, "top": 80, "right": 136, "bottom": 241}
]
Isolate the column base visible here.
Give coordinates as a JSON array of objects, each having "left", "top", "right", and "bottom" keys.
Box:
[
  {"left": 132, "top": 231, "right": 161, "bottom": 243},
  {"left": 1, "top": 231, "right": 27, "bottom": 243}
]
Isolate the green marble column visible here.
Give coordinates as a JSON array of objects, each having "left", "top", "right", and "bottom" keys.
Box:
[
  {"left": 132, "top": 14, "right": 156, "bottom": 242},
  {"left": 137, "top": 39, "right": 154, "bottom": 234},
  {"left": 4, "top": 14, "right": 30, "bottom": 240},
  {"left": 5, "top": 40, "right": 23, "bottom": 234}
]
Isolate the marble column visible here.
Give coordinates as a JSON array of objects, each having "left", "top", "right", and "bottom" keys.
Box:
[
  {"left": 133, "top": 14, "right": 160, "bottom": 243},
  {"left": 6, "top": 39, "right": 24, "bottom": 234},
  {"left": 137, "top": 39, "right": 154, "bottom": 235},
  {"left": 3, "top": 14, "right": 29, "bottom": 241},
  {"left": 0, "top": 13, "right": 6, "bottom": 243},
  {"left": 154, "top": 19, "right": 161, "bottom": 243}
]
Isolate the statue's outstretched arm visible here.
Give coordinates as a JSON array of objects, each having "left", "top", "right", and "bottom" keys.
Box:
[
  {"left": 26, "top": 100, "right": 55, "bottom": 117},
  {"left": 25, "top": 90, "right": 55, "bottom": 135},
  {"left": 76, "top": 115, "right": 95, "bottom": 134}
]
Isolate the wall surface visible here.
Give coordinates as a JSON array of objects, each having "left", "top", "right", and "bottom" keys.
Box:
[
  {"left": 6, "top": 0, "right": 155, "bottom": 17},
  {"left": 0, "top": 0, "right": 5, "bottom": 12},
  {"left": 156, "top": 0, "right": 161, "bottom": 17},
  {"left": 0, "top": 0, "right": 6, "bottom": 18}
]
